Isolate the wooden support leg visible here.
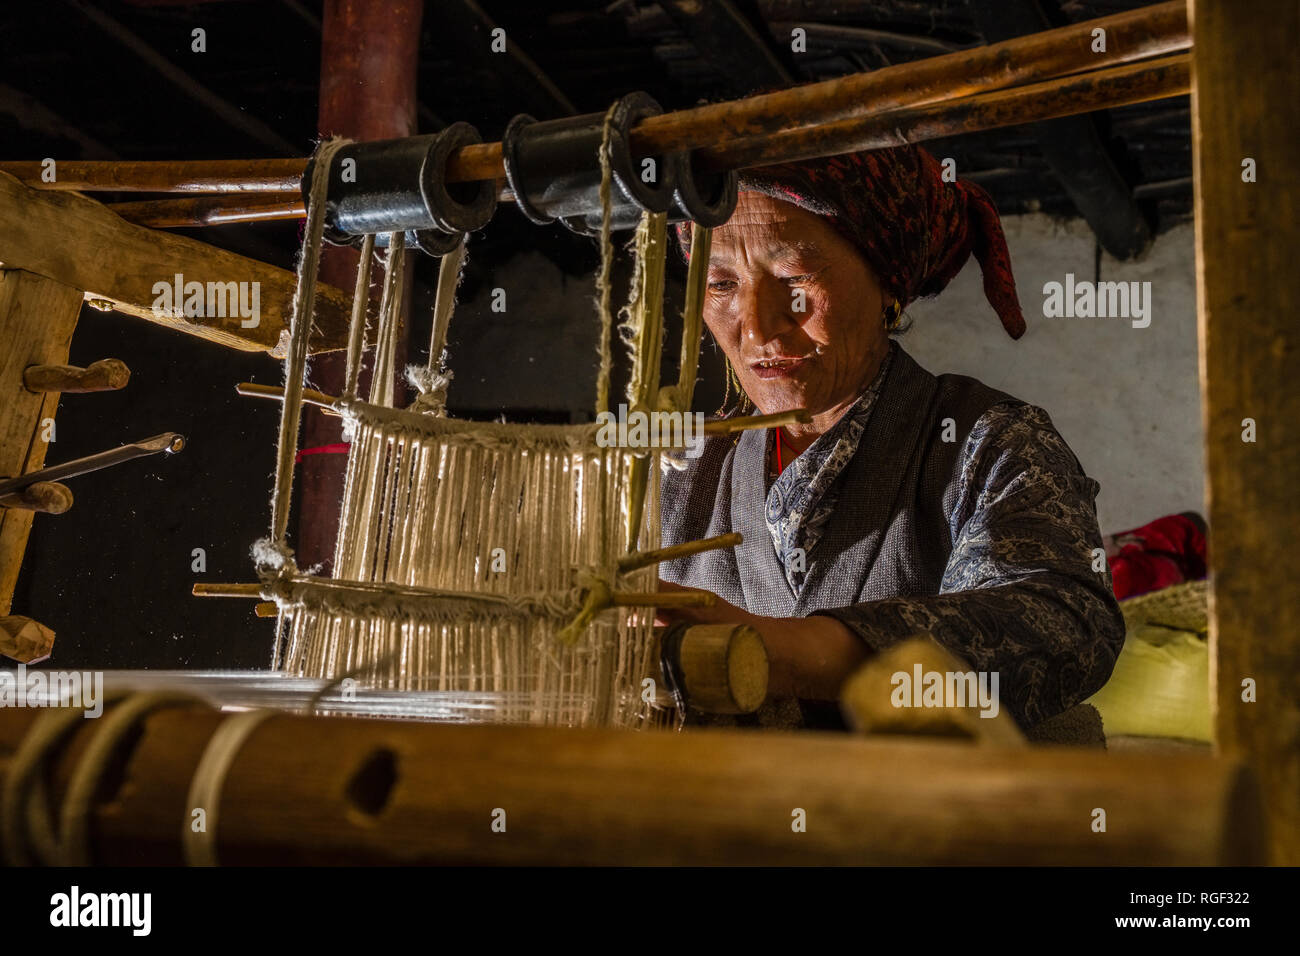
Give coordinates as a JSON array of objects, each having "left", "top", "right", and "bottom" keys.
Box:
[
  {"left": 1193, "top": 0, "right": 1300, "bottom": 864},
  {"left": 0, "top": 269, "right": 84, "bottom": 618}
]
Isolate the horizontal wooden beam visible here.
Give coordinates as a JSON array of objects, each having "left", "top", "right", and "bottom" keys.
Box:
[
  {"left": 0, "top": 701, "right": 1266, "bottom": 865},
  {"left": 0, "top": 2, "right": 1189, "bottom": 197},
  {"left": 0, "top": 172, "right": 352, "bottom": 354}
]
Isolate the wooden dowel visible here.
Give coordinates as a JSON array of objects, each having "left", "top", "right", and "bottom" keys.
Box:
[
  {"left": 192, "top": 582, "right": 262, "bottom": 598},
  {"left": 254, "top": 602, "right": 279, "bottom": 618},
  {"left": 0, "top": 3, "right": 1187, "bottom": 199},
  {"left": 0, "top": 615, "right": 56, "bottom": 664},
  {"left": 0, "top": 158, "right": 306, "bottom": 194},
  {"left": 0, "top": 481, "right": 73, "bottom": 515},
  {"left": 618, "top": 532, "right": 742, "bottom": 574},
  {"left": 611, "top": 591, "right": 715, "bottom": 608},
  {"left": 235, "top": 382, "right": 340, "bottom": 414},
  {"left": 0, "top": 700, "right": 1264, "bottom": 865},
  {"left": 111, "top": 195, "right": 306, "bottom": 228},
  {"left": 702, "top": 408, "right": 811, "bottom": 435},
  {"left": 23, "top": 358, "right": 130, "bottom": 394}
]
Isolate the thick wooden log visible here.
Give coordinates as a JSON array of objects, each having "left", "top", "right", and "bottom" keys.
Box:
[
  {"left": 0, "top": 702, "right": 1264, "bottom": 865},
  {"left": 1193, "top": 0, "right": 1300, "bottom": 865},
  {"left": 0, "top": 270, "right": 82, "bottom": 616},
  {"left": 0, "top": 614, "right": 55, "bottom": 664},
  {"left": 23, "top": 358, "right": 129, "bottom": 393},
  {"left": 0, "top": 172, "right": 352, "bottom": 354}
]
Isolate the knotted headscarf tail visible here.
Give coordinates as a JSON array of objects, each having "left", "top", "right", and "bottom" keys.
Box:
[{"left": 676, "top": 145, "right": 1027, "bottom": 340}]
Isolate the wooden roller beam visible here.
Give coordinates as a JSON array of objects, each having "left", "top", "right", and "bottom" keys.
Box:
[
  {"left": 677, "top": 624, "right": 769, "bottom": 715},
  {"left": 0, "top": 702, "right": 1264, "bottom": 865}
]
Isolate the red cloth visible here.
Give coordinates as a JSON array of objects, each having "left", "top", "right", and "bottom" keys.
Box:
[{"left": 1107, "top": 513, "right": 1207, "bottom": 600}]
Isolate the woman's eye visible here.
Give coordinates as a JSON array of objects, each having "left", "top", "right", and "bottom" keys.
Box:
[
  {"left": 782, "top": 274, "right": 816, "bottom": 284},
  {"left": 708, "top": 280, "right": 737, "bottom": 292}
]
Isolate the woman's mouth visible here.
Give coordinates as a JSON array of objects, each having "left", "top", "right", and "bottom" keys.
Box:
[{"left": 750, "top": 356, "right": 809, "bottom": 380}]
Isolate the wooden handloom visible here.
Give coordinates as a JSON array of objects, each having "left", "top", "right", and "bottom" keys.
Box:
[{"left": 0, "top": 0, "right": 1296, "bottom": 865}]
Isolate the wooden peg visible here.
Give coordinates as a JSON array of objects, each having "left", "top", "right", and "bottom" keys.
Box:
[
  {"left": 840, "top": 636, "right": 1026, "bottom": 747},
  {"left": 0, "top": 481, "right": 73, "bottom": 514},
  {"left": 0, "top": 615, "right": 56, "bottom": 664},
  {"left": 23, "top": 358, "right": 130, "bottom": 393}
]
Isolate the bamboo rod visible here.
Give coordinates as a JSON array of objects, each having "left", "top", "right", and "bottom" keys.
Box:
[
  {"left": 611, "top": 591, "right": 715, "bottom": 608},
  {"left": 111, "top": 195, "right": 306, "bottom": 227},
  {"left": 235, "top": 382, "right": 340, "bottom": 415},
  {"left": 198, "top": 581, "right": 715, "bottom": 608},
  {"left": 618, "top": 532, "right": 742, "bottom": 574},
  {"left": 0, "top": 2, "right": 1187, "bottom": 200},
  {"left": 193, "top": 582, "right": 262, "bottom": 598},
  {"left": 0, "top": 701, "right": 1265, "bottom": 865},
  {"left": 702, "top": 408, "right": 810, "bottom": 435}
]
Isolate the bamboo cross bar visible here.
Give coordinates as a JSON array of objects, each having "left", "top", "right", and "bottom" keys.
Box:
[{"left": 0, "top": 2, "right": 1188, "bottom": 205}]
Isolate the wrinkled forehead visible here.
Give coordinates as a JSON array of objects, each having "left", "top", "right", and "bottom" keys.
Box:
[{"left": 707, "top": 190, "right": 838, "bottom": 263}]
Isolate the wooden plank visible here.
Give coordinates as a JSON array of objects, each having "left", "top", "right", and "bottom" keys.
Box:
[
  {"left": 0, "top": 269, "right": 83, "bottom": 616},
  {"left": 0, "top": 172, "right": 352, "bottom": 354},
  {"left": 1192, "top": 0, "right": 1300, "bottom": 864}
]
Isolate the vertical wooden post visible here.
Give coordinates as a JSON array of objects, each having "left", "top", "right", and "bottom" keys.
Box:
[
  {"left": 0, "top": 269, "right": 84, "bottom": 615},
  {"left": 296, "top": 0, "right": 424, "bottom": 574},
  {"left": 1192, "top": 0, "right": 1300, "bottom": 864}
]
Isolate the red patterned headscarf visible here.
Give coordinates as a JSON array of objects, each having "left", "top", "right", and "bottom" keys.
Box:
[{"left": 679, "top": 145, "right": 1026, "bottom": 339}]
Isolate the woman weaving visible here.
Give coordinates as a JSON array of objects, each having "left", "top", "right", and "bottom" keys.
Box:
[{"left": 655, "top": 145, "right": 1124, "bottom": 730}]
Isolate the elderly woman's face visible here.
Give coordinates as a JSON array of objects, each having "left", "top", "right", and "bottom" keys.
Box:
[{"left": 703, "top": 191, "right": 890, "bottom": 420}]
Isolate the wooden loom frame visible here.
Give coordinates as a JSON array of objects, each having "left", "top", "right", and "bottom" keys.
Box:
[{"left": 0, "top": 0, "right": 1295, "bottom": 864}]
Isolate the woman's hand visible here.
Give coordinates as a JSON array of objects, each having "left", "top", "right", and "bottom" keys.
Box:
[
  {"left": 653, "top": 579, "right": 765, "bottom": 629},
  {"left": 655, "top": 579, "right": 870, "bottom": 701}
]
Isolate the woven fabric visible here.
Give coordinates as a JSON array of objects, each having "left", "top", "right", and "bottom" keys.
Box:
[{"left": 660, "top": 345, "right": 1124, "bottom": 729}]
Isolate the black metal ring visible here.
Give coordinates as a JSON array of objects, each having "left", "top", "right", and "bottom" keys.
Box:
[
  {"left": 501, "top": 112, "right": 551, "bottom": 225},
  {"left": 420, "top": 121, "right": 497, "bottom": 235},
  {"left": 605, "top": 91, "right": 677, "bottom": 216},
  {"left": 670, "top": 151, "right": 739, "bottom": 228}
]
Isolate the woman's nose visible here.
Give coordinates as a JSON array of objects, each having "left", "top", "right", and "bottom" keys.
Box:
[{"left": 737, "top": 276, "right": 796, "bottom": 347}]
